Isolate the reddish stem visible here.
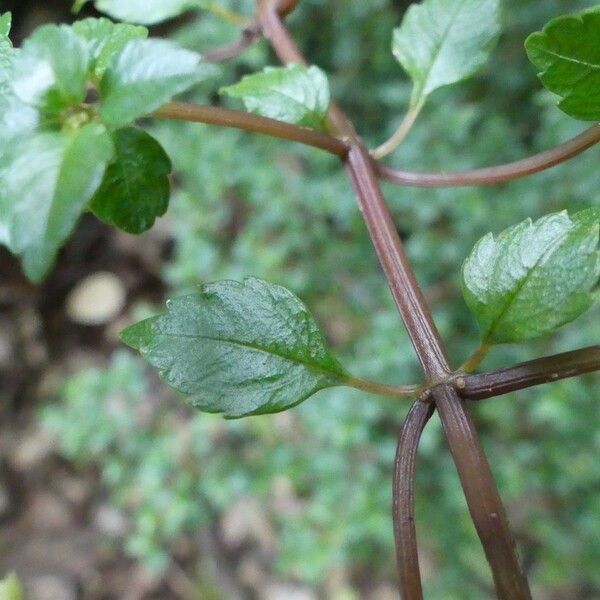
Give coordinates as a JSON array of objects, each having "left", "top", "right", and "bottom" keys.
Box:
[
  {"left": 394, "top": 401, "right": 434, "bottom": 599},
  {"left": 460, "top": 346, "right": 600, "bottom": 401},
  {"left": 377, "top": 124, "right": 600, "bottom": 187},
  {"left": 257, "top": 3, "right": 532, "bottom": 598}
]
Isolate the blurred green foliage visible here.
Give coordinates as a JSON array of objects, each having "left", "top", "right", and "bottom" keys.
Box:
[{"left": 42, "top": 0, "right": 600, "bottom": 597}]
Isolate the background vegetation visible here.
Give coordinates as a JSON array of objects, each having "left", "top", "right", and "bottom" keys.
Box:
[{"left": 1, "top": 0, "right": 599, "bottom": 598}]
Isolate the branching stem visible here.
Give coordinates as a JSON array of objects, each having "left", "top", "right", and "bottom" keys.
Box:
[
  {"left": 154, "top": 101, "right": 600, "bottom": 191},
  {"left": 256, "top": 3, "right": 531, "bottom": 598}
]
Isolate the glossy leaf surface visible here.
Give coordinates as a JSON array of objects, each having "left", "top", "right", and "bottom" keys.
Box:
[
  {"left": 122, "top": 278, "right": 348, "bottom": 417},
  {"left": 90, "top": 127, "right": 171, "bottom": 234}
]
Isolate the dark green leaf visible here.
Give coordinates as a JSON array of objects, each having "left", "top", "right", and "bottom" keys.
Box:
[
  {"left": 392, "top": 0, "right": 501, "bottom": 107},
  {"left": 0, "top": 123, "right": 114, "bottom": 281},
  {"left": 89, "top": 0, "right": 201, "bottom": 26},
  {"left": 90, "top": 127, "right": 171, "bottom": 234},
  {"left": 462, "top": 208, "right": 600, "bottom": 344},
  {"left": 73, "top": 17, "right": 147, "bottom": 79},
  {"left": 220, "top": 65, "right": 331, "bottom": 129},
  {"left": 121, "top": 278, "right": 349, "bottom": 418},
  {"left": 526, "top": 8, "right": 600, "bottom": 120},
  {"left": 99, "top": 38, "right": 217, "bottom": 128}
]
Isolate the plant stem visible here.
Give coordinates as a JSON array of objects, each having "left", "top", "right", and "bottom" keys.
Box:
[
  {"left": 344, "top": 146, "right": 450, "bottom": 379},
  {"left": 459, "top": 344, "right": 492, "bottom": 373},
  {"left": 203, "top": 22, "right": 263, "bottom": 63},
  {"left": 371, "top": 101, "right": 424, "bottom": 160},
  {"left": 460, "top": 345, "right": 600, "bottom": 401},
  {"left": 346, "top": 376, "right": 420, "bottom": 399},
  {"left": 394, "top": 401, "right": 434, "bottom": 600},
  {"left": 153, "top": 102, "right": 348, "bottom": 156},
  {"left": 257, "top": 4, "right": 532, "bottom": 597},
  {"left": 377, "top": 124, "right": 600, "bottom": 187},
  {"left": 431, "top": 386, "right": 531, "bottom": 599},
  {"left": 154, "top": 105, "right": 600, "bottom": 197}
]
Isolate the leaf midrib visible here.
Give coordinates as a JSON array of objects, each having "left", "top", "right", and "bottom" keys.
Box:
[
  {"left": 536, "top": 46, "right": 600, "bottom": 71},
  {"left": 417, "top": 0, "right": 468, "bottom": 99},
  {"left": 154, "top": 330, "right": 345, "bottom": 380}
]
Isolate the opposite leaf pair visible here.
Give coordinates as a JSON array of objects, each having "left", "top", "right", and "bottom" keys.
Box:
[{"left": 123, "top": 209, "right": 600, "bottom": 418}]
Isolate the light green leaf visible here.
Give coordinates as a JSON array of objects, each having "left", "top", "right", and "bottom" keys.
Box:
[
  {"left": 90, "top": 127, "right": 171, "bottom": 233},
  {"left": 0, "top": 123, "right": 114, "bottom": 281},
  {"left": 462, "top": 208, "right": 600, "bottom": 344},
  {"left": 11, "top": 24, "right": 89, "bottom": 116},
  {"left": 392, "top": 0, "right": 501, "bottom": 107},
  {"left": 0, "top": 13, "right": 11, "bottom": 37},
  {"left": 121, "top": 278, "right": 349, "bottom": 418},
  {"left": 89, "top": 0, "right": 202, "bottom": 25},
  {"left": 525, "top": 8, "right": 600, "bottom": 120},
  {"left": 0, "top": 573, "right": 23, "bottom": 600},
  {"left": 73, "top": 17, "right": 147, "bottom": 79},
  {"left": 99, "top": 38, "right": 217, "bottom": 128},
  {"left": 220, "top": 64, "right": 331, "bottom": 129},
  {"left": 0, "top": 13, "right": 15, "bottom": 107},
  {"left": 219, "top": 65, "right": 331, "bottom": 129}
]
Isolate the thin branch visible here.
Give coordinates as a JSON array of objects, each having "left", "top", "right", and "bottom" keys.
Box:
[
  {"left": 394, "top": 401, "right": 434, "bottom": 600},
  {"left": 203, "top": 22, "right": 263, "bottom": 62},
  {"left": 153, "top": 102, "right": 348, "bottom": 156},
  {"left": 459, "top": 344, "right": 492, "bottom": 374},
  {"left": 377, "top": 124, "right": 600, "bottom": 187},
  {"left": 371, "top": 101, "right": 424, "bottom": 160},
  {"left": 459, "top": 346, "right": 600, "bottom": 401},
  {"left": 203, "top": 0, "right": 302, "bottom": 63},
  {"left": 346, "top": 376, "right": 420, "bottom": 399}
]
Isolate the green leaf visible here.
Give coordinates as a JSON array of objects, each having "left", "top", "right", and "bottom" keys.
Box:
[
  {"left": 525, "top": 8, "right": 600, "bottom": 120},
  {"left": 99, "top": 38, "right": 217, "bottom": 128},
  {"left": 88, "top": 0, "right": 202, "bottom": 25},
  {"left": 11, "top": 24, "right": 90, "bottom": 116},
  {"left": 462, "top": 208, "right": 600, "bottom": 344},
  {"left": 0, "top": 13, "right": 11, "bottom": 37},
  {"left": 0, "top": 573, "right": 23, "bottom": 600},
  {"left": 90, "top": 127, "right": 171, "bottom": 234},
  {"left": 121, "top": 278, "right": 349, "bottom": 418},
  {"left": 73, "top": 18, "right": 148, "bottom": 79},
  {"left": 220, "top": 65, "right": 331, "bottom": 129},
  {"left": 0, "top": 123, "right": 114, "bottom": 281},
  {"left": 0, "top": 14, "right": 15, "bottom": 107},
  {"left": 392, "top": 0, "right": 501, "bottom": 107}
]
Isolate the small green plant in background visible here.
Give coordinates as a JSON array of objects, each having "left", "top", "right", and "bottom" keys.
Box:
[
  {"left": 3, "top": 0, "right": 600, "bottom": 597},
  {"left": 0, "top": 573, "right": 23, "bottom": 600}
]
